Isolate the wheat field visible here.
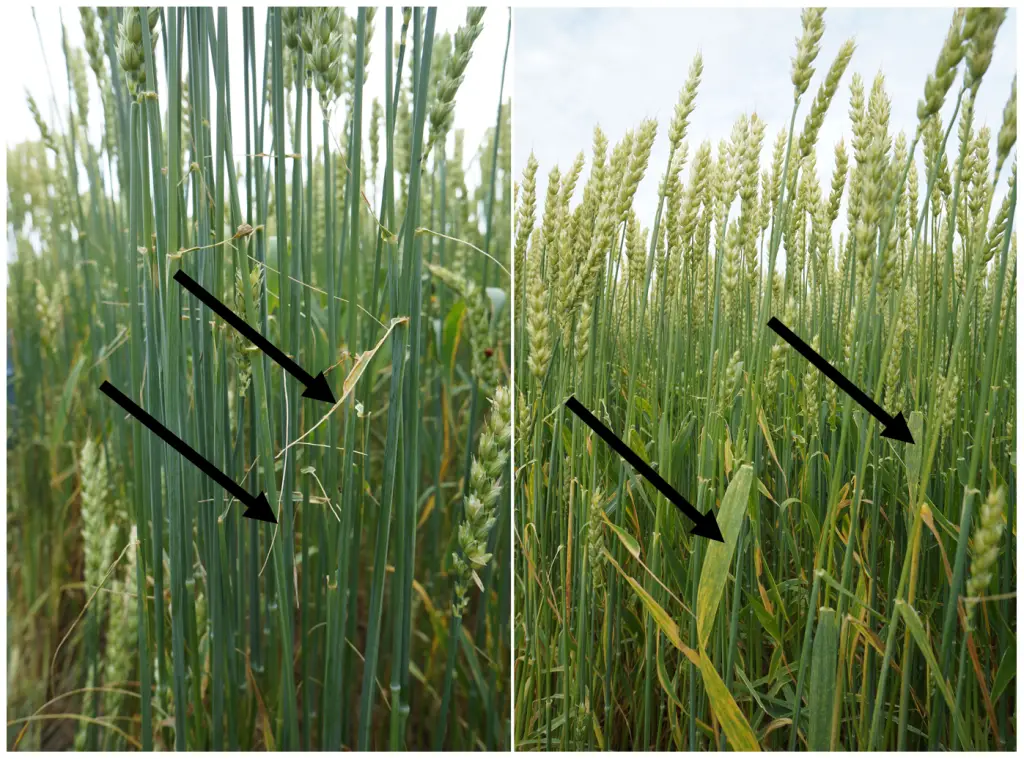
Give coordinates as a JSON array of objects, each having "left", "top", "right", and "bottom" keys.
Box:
[
  {"left": 4, "top": 4, "right": 1018, "bottom": 754},
  {"left": 7, "top": 6, "right": 511, "bottom": 751},
  {"left": 513, "top": 7, "right": 1015, "bottom": 751}
]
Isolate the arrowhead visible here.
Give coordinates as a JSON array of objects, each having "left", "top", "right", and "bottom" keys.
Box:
[
  {"left": 881, "top": 411, "right": 914, "bottom": 444},
  {"left": 242, "top": 492, "right": 278, "bottom": 524},
  {"left": 302, "top": 371, "right": 336, "bottom": 404},
  {"left": 690, "top": 509, "right": 725, "bottom": 542}
]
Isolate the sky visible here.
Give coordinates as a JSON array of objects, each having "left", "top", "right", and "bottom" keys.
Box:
[
  {"left": 3, "top": 6, "right": 512, "bottom": 202},
  {"left": 514, "top": 7, "right": 1017, "bottom": 226}
]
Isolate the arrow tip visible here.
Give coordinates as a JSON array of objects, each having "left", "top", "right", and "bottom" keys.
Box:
[
  {"left": 690, "top": 509, "right": 725, "bottom": 542},
  {"left": 881, "top": 411, "right": 914, "bottom": 444},
  {"left": 243, "top": 492, "right": 278, "bottom": 524},
  {"left": 302, "top": 372, "right": 336, "bottom": 404}
]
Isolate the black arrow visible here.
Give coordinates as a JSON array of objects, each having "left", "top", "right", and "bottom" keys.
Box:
[
  {"left": 100, "top": 380, "right": 277, "bottom": 523},
  {"left": 564, "top": 395, "right": 724, "bottom": 542},
  {"left": 173, "top": 269, "right": 335, "bottom": 404},
  {"left": 767, "top": 316, "right": 914, "bottom": 443}
]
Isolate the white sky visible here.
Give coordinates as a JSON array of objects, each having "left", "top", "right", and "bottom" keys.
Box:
[
  {"left": 515, "top": 7, "right": 1017, "bottom": 227},
  {"left": 2, "top": 5, "right": 512, "bottom": 200}
]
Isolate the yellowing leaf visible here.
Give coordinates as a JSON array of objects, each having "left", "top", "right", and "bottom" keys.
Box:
[
  {"left": 757, "top": 404, "right": 783, "bottom": 481},
  {"left": 696, "top": 464, "right": 753, "bottom": 650},
  {"left": 656, "top": 636, "right": 686, "bottom": 711},
  {"left": 417, "top": 494, "right": 436, "bottom": 529},
  {"left": 592, "top": 709, "right": 605, "bottom": 749},
  {"left": 605, "top": 549, "right": 698, "bottom": 665},
  {"left": 845, "top": 614, "right": 885, "bottom": 656},
  {"left": 758, "top": 581, "right": 774, "bottom": 615},
  {"left": 277, "top": 316, "right": 408, "bottom": 460},
  {"left": 697, "top": 649, "right": 760, "bottom": 751},
  {"left": 601, "top": 509, "right": 641, "bottom": 560},
  {"left": 761, "top": 717, "right": 793, "bottom": 741}
]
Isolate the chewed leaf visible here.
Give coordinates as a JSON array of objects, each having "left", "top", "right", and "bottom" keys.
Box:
[{"left": 696, "top": 464, "right": 753, "bottom": 650}]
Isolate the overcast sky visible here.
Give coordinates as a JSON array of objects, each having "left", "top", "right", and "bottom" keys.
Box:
[
  {"left": 515, "top": 7, "right": 1017, "bottom": 226},
  {"left": 3, "top": 6, "right": 511, "bottom": 198}
]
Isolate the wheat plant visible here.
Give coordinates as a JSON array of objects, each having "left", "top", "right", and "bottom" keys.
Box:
[
  {"left": 514, "top": 7, "right": 1015, "bottom": 751},
  {"left": 7, "top": 6, "right": 511, "bottom": 751}
]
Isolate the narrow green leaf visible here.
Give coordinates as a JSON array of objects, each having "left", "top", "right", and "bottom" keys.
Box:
[
  {"left": 906, "top": 411, "right": 924, "bottom": 496},
  {"left": 749, "top": 594, "right": 782, "bottom": 645},
  {"left": 991, "top": 643, "right": 1015, "bottom": 704},
  {"left": 808, "top": 607, "right": 838, "bottom": 750},
  {"left": 896, "top": 600, "right": 973, "bottom": 750},
  {"left": 53, "top": 355, "right": 88, "bottom": 458}
]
